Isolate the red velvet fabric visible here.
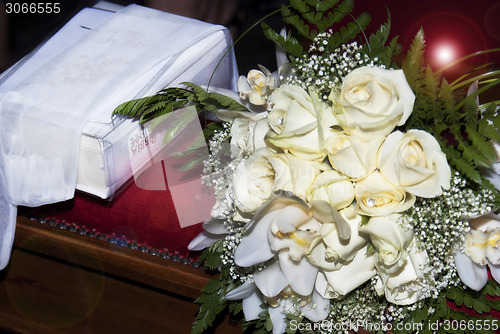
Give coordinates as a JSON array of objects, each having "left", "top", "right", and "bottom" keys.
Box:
[{"left": 20, "top": 182, "right": 203, "bottom": 258}]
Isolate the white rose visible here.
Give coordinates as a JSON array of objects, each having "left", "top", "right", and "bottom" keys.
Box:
[
  {"left": 378, "top": 130, "right": 451, "bottom": 198},
  {"left": 331, "top": 66, "right": 415, "bottom": 140},
  {"left": 359, "top": 214, "right": 414, "bottom": 275},
  {"left": 324, "top": 131, "right": 384, "bottom": 180},
  {"left": 237, "top": 65, "right": 276, "bottom": 106},
  {"left": 308, "top": 212, "right": 368, "bottom": 269},
  {"left": 306, "top": 170, "right": 355, "bottom": 210},
  {"left": 267, "top": 85, "right": 335, "bottom": 161},
  {"left": 229, "top": 112, "right": 269, "bottom": 158},
  {"left": 374, "top": 242, "right": 429, "bottom": 305},
  {"left": 232, "top": 148, "right": 324, "bottom": 220},
  {"left": 315, "top": 250, "right": 376, "bottom": 298},
  {"left": 232, "top": 148, "right": 291, "bottom": 219},
  {"left": 354, "top": 171, "right": 415, "bottom": 216}
]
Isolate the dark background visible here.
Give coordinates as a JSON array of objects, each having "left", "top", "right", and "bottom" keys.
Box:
[{"left": 0, "top": 0, "right": 499, "bottom": 79}]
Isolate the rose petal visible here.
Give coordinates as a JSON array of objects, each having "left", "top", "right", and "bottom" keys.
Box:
[
  {"left": 314, "top": 272, "right": 332, "bottom": 299},
  {"left": 323, "top": 250, "right": 376, "bottom": 296},
  {"left": 308, "top": 241, "right": 343, "bottom": 271},
  {"left": 321, "top": 213, "right": 367, "bottom": 262}
]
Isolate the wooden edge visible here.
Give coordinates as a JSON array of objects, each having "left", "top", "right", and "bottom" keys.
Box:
[{"left": 14, "top": 216, "right": 216, "bottom": 300}]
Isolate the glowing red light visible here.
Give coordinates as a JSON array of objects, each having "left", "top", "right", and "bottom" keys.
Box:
[{"left": 435, "top": 44, "right": 456, "bottom": 65}]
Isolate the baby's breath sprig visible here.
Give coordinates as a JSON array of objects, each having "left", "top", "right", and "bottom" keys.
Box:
[
  {"left": 283, "top": 37, "right": 384, "bottom": 102},
  {"left": 403, "top": 172, "right": 496, "bottom": 298},
  {"left": 320, "top": 282, "right": 391, "bottom": 334}
]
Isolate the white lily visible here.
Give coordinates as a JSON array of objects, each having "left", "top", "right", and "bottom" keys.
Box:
[
  {"left": 227, "top": 192, "right": 342, "bottom": 332},
  {"left": 187, "top": 218, "right": 228, "bottom": 251},
  {"left": 234, "top": 193, "right": 322, "bottom": 294},
  {"left": 225, "top": 280, "right": 330, "bottom": 334},
  {"left": 238, "top": 65, "right": 277, "bottom": 107},
  {"left": 455, "top": 212, "right": 500, "bottom": 291}
]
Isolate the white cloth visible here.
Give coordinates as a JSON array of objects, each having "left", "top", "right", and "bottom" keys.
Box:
[{"left": 0, "top": 4, "right": 232, "bottom": 269}]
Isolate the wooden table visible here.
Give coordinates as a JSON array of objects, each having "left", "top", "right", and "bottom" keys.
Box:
[{"left": 0, "top": 217, "right": 240, "bottom": 334}]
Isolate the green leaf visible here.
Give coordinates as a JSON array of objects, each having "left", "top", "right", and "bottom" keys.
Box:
[
  {"left": 362, "top": 8, "right": 401, "bottom": 66},
  {"left": 178, "top": 152, "right": 207, "bottom": 172},
  {"left": 366, "top": 240, "right": 375, "bottom": 255},
  {"left": 402, "top": 28, "right": 425, "bottom": 89},
  {"left": 265, "top": 316, "right": 273, "bottom": 332},
  {"left": 360, "top": 215, "right": 370, "bottom": 226},
  {"left": 262, "top": 22, "right": 303, "bottom": 58}
]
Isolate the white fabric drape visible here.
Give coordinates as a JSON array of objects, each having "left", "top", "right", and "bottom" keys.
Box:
[{"left": 0, "top": 4, "right": 231, "bottom": 269}]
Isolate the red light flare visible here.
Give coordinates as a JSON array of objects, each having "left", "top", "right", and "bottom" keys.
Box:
[{"left": 402, "top": 11, "right": 491, "bottom": 78}]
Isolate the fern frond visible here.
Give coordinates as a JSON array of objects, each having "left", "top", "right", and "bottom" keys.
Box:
[
  {"left": 313, "top": 0, "right": 340, "bottom": 13},
  {"left": 113, "top": 83, "right": 247, "bottom": 126},
  {"left": 281, "top": 4, "right": 315, "bottom": 40},
  {"left": 264, "top": 0, "right": 376, "bottom": 60},
  {"left": 327, "top": 12, "right": 371, "bottom": 52},
  {"left": 261, "top": 22, "right": 303, "bottom": 57},
  {"left": 402, "top": 28, "right": 425, "bottom": 89},
  {"left": 362, "top": 8, "right": 401, "bottom": 67}
]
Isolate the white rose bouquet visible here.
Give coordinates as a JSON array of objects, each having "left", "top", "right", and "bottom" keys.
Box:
[{"left": 114, "top": 1, "right": 500, "bottom": 333}]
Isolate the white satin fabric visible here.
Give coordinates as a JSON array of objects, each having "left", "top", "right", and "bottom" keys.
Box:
[{"left": 0, "top": 4, "right": 233, "bottom": 269}]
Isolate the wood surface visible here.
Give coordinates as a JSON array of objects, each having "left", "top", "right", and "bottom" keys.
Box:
[{"left": 0, "top": 217, "right": 240, "bottom": 334}]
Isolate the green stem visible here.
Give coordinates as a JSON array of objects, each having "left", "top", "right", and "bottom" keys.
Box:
[
  {"left": 449, "top": 62, "right": 494, "bottom": 87},
  {"left": 450, "top": 70, "right": 500, "bottom": 91},
  {"left": 206, "top": 6, "right": 288, "bottom": 92},
  {"left": 479, "top": 100, "right": 500, "bottom": 110},
  {"left": 454, "top": 78, "right": 500, "bottom": 111},
  {"left": 435, "top": 48, "right": 500, "bottom": 75}
]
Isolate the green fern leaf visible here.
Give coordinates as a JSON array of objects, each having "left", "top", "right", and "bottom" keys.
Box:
[
  {"left": 313, "top": 0, "right": 339, "bottom": 12},
  {"left": 402, "top": 28, "right": 425, "bottom": 89},
  {"left": 332, "top": 0, "right": 354, "bottom": 23},
  {"left": 327, "top": 12, "right": 370, "bottom": 52},
  {"left": 362, "top": 9, "right": 401, "bottom": 67},
  {"left": 478, "top": 118, "right": 500, "bottom": 143},
  {"left": 261, "top": 22, "right": 303, "bottom": 57},
  {"left": 282, "top": 4, "right": 315, "bottom": 39}
]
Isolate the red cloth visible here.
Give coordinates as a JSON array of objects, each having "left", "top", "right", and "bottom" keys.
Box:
[{"left": 20, "top": 182, "right": 203, "bottom": 258}]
